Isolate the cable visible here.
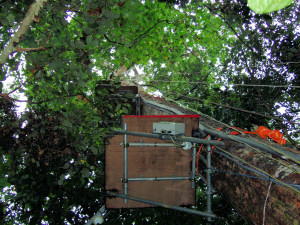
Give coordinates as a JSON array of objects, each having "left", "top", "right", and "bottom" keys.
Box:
[
  {"left": 138, "top": 84, "right": 300, "bottom": 173},
  {"left": 262, "top": 181, "right": 272, "bottom": 225},
  {"left": 129, "top": 79, "right": 300, "bottom": 89},
  {"left": 197, "top": 154, "right": 300, "bottom": 191},
  {"left": 165, "top": 93, "right": 299, "bottom": 125},
  {"left": 214, "top": 147, "right": 300, "bottom": 194},
  {"left": 165, "top": 97, "right": 300, "bottom": 168}
]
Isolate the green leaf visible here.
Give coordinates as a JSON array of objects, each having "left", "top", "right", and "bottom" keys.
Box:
[
  {"left": 0, "top": 18, "right": 8, "bottom": 26},
  {"left": 0, "top": 72, "right": 5, "bottom": 81},
  {"left": 115, "top": 103, "right": 121, "bottom": 112},
  {"left": 91, "top": 146, "right": 98, "bottom": 155},
  {"left": 19, "top": 88, "right": 26, "bottom": 93},
  {"left": 7, "top": 13, "right": 15, "bottom": 26},
  {"left": 86, "top": 35, "right": 94, "bottom": 46},
  {"left": 75, "top": 40, "right": 85, "bottom": 49},
  {"left": 248, "top": 0, "right": 293, "bottom": 14},
  {"left": 122, "top": 106, "right": 128, "bottom": 114},
  {"left": 62, "top": 120, "right": 72, "bottom": 127},
  {"left": 63, "top": 162, "right": 70, "bottom": 169},
  {"left": 68, "top": 168, "right": 75, "bottom": 176},
  {"left": 82, "top": 168, "right": 90, "bottom": 178}
]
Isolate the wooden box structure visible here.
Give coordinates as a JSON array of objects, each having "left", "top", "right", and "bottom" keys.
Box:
[{"left": 105, "top": 115, "right": 199, "bottom": 208}]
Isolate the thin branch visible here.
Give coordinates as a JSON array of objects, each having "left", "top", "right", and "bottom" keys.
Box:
[
  {"left": 0, "top": 93, "right": 29, "bottom": 102},
  {"left": 213, "top": 7, "right": 300, "bottom": 146},
  {"left": 204, "top": 5, "right": 254, "bottom": 54},
  {"left": 14, "top": 34, "right": 51, "bottom": 53},
  {"left": 6, "top": 68, "right": 42, "bottom": 96},
  {"left": 176, "top": 94, "right": 299, "bottom": 125},
  {"left": 7, "top": 77, "right": 33, "bottom": 95},
  {"left": 0, "top": 0, "right": 48, "bottom": 64},
  {"left": 129, "top": 20, "right": 171, "bottom": 48},
  {"left": 0, "top": 93, "right": 81, "bottom": 104},
  {"left": 104, "top": 34, "right": 125, "bottom": 46},
  {"left": 15, "top": 46, "right": 48, "bottom": 53}
]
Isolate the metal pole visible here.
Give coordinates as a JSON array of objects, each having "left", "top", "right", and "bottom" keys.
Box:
[
  {"left": 123, "top": 123, "right": 128, "bottom": 203},
  {"left": 191, "top": 146, "right": 196, "bottom": 188},
  {"left": 206, "top": 136, "right": 212, "bottom": 222},
  {"left": 127, "top": 176, "right": 190, "bottom": 182},
  {"left": 107, "top": 192, "right": 217, "bottom": 218},
  {"left": 121, "top": 142, "right": 179, "bottom": 148},
  {"left": 113, "top": 130, "right": 224, "bottom": 146}
]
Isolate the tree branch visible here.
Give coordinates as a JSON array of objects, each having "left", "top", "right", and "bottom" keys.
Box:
[
  {"left": 0, "top": 93, "right": 81, "bottom": 105},
  {"left": 13, "top": 34, "right": 51, "bottom": 53},
  {"left": 204, "top": 5, "right": 254, "bottom": 55},
  {"left": 0, "top": 0, "right": 48, "bottom": 65},
  {"left": 129, "top": 20, "right": 171, "bottom": 48},
  {"left": 15, "top": 46, "right": 48, "bottom": 53},
  {"left": 0, "top": 93, "right": 29, "bottom": 102},
  {"left": 104, "top": 34, "right": 125, "bottom": 46}
]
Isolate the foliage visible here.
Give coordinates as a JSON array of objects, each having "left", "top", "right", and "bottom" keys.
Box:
[
  {"left": 0, "top": 0, "right": 299, "bottom": 224},
  {"left": 248, "top": 0, "right": 294, "bottom": 14}
]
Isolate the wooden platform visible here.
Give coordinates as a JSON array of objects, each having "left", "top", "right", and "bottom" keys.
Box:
[{"left": 105, "top": 115, "right": 199, "bottom": 208}]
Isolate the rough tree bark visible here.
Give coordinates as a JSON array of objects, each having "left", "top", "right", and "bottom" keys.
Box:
[
  {"left": 140, "top": 93, "right": 300, "bottom": 225},
  {"left": 0, "top": 0, "right": 48, "bottom": 65}
]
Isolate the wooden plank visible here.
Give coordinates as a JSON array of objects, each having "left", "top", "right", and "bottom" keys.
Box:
[{"left": 105, "top": 115, "right": 199, "bottom": 208}]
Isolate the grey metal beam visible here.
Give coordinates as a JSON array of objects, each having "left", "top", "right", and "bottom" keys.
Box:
[
  {"left": 192, "top": 147, "right": 196, "bottom": 188},
  {"left": 106, "top": 192, "right": 217, "bottom": 218},
  {"left": 127, "top": 176, "right": 190, "bottom": 181},
  {"left": 206, "top": 136, "right": 212, "bottom": 222},
  {"left": 113, "top": 129, "right": 224, "bottom": 146},
  {"left": 123, "top": 123, "right": 128, "bottom": 203},
  {"left": 121, "top": 142, "right": 178, "bottom": 148}
]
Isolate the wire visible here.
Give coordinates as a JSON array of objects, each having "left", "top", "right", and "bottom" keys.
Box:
[
  {"left": 197, "top": 157, "right": 299, "bottom": 191},
  {"left": 212, "top": 168, "right": 270, "bottom": 181},
  {"left": 165, "top": 93, "right": 299, "bottom": 125},
  {"left": 161, "top": 130, "right": 183, "bottom": 148},
  {"left": 164, "top": 98, "right": 300, "bottom": 171},
  {"left": 170, "top": 135, "right": 182, "bottom": 148},
  {"left": 214, "top": 146, "right": 300, "bottom": 194},
  {"left": 139, "top": 83, "right": 299, "bottom": 127},
  {"left": 263, "top": 181, "right": 272, "bottom": 225},
  {"left": 138, "top": 83, "right": 300, "bottom": 174},
  {"left": 129, "top": 79, "right": 300, "bottom": 89}
]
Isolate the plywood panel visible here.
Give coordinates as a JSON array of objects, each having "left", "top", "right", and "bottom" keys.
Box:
[{"left": 106, "top": 115, "right": 199, "bottom": 208}]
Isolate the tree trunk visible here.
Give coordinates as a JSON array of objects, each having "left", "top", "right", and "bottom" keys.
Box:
[
  {"left": 0, "top": 0, "right": 48, "bottom": 65},
  {"left": 140, "top": 94, "right": 300, "bottom": 225}
]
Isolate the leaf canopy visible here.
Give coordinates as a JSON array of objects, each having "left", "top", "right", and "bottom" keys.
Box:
[{"left": 0, "top": 0, "right": 299, "bottom": 224}]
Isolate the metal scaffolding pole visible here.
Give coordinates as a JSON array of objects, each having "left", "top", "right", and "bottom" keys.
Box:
[
  {"left": 120, "top": 142, "right": 178, "bottom": 148},
  {"left": 127, "top": 176, "right": 190, "bottom": 182},
  {"left": 123, "top": 123, "right": 128, "bottom": 203},
  {"left": 106, "top": 192, "right": 217, "bottom": 218},
  {"left": 113, "top": 129, "right": 224, "bottom": 146},
  {"left": 206, "top": 136, "right": 212, "bottom": 222},
  {"left": 191, "top": 146, "right": 196, "bottom": 188}
]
